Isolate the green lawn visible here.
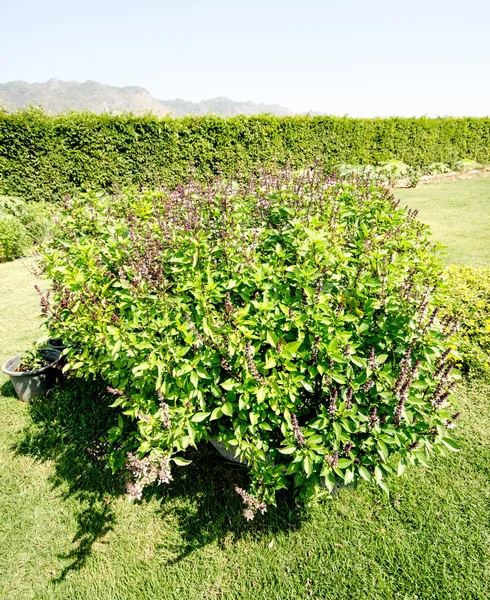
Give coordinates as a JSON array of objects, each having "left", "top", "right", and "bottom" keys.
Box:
[
  {"left": 396, "top": 178, "right": 490, "bottom": 266},
  {"left": 1, "top": 180, "right": 490, "bottom": 599}
]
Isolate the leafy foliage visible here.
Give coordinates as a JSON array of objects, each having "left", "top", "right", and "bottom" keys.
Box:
[
  {"left": 39, "top": 170, "right": 459, "bottom": 516},
  {"left": 0, "top": 213, "right": 29, "bottom": 261},
  {"left": 442, "top": 266, "right": 490, "bottom": 376},
  {"left": 1, "top": 109, "right": 489, "bottom": 200},
  {"left": 453, "top": 159, "right": 482, "bottom": 171},
  {"left": 427, "top": 162, "right": 451, "bottom": 175},
  {"left": 0, "top": 196, "right": 51, "bottom": 261}
]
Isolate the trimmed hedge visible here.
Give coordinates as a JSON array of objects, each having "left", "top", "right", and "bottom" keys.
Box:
[
  {"left": 1, "top": 109, "right": 490, "bottom": 200},
  {"left": 443, "top": 266, "right": 490, "bottom": 376}
]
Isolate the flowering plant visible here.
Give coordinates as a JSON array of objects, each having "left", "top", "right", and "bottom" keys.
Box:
[{"left": 39, "top": 169, "right": 459, "bottom": 518}]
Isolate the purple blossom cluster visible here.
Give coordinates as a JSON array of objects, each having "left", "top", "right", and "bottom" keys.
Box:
[
  {"left": 245, "top": 340, "right": 265, "bottom": 384},
  {"left": 125, "top": 452, "right": 173, "bottom": 501},
  {"left": 328, "top": 449, "right": 339, "bottom": 468},
  {"left": 157, "top": 391, "right": 171, "bottom": 429},
  {"left": 345, "top": 387, "right": 354, "bottom": 411},
  {"left": 328, "top": 386, "right": 338, "bottom": 418},
  {"left": 291, "top": 413, "right": 306, "bottom": 447},
  {"left": 234, "top": 485, "right": 267, "bottom": 521},
  {"left": 393, "top": 348, "right": 421, "bottom": 426},
  {"left": 369, "top": 406, "right": 379, "bottom": 429},
  {"left": 107, "top": 386, "right": 124, "bottom": 396},
  {"left": 369, "top": 346, "right": 377, "bottom": 371},
  {"left": 311, "top": 335, "right": 321, "bottom": 364}
]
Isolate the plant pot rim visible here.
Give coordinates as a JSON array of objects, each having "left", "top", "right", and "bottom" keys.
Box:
[{"left": 2, "top": 354, "right": 60, "bottom": 377}]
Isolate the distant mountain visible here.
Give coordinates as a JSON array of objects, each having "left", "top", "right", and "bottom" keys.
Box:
[
  {"left": 164, "top": 96, "right": 292, "bottom": 117},
  {"left": 0, "top": 79, "right": 294, "bottom": 117},
  {"left": 0, "top": 79, "right": 171, "bottom": 116}
]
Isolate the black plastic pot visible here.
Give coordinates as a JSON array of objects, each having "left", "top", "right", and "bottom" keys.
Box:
[
  {"left": 210, "top": 440, "right": 247, "bottom": 465},
  {"left": 2, "top": 350, "right": 61, "bottom": 402},
  {"left": 47, "top": 339, "right": 70, "bottom": 352}
]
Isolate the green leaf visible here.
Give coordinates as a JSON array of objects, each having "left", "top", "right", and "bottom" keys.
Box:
[
  {"left": 442, "top": 437, "right": 461, "bottom": 452},
  {"left": 303, "top": 455, "right": 313, "bottom": 477},
  {"left": 221, "top": 379, "right": 236, "bottom": 391},
  {"left": 109, "top": 396, "right": 125, "bottom": 408},
  {"left": 209, "top": 407, "right": 223, "bottom": 421},
  {"left": 285, "top": 340, "right": 302, "bottom": 355},
  {"left": 190, "top": 370, "right": 199, "bottom": 388},
  {"left": 222, "top": 402, "right": 233, "bottom": 417},
  {"left": 397, "top": 457, "right": 406, "bottom": 476},
  {"left": 332, "top": 422, "right": 342, "bottom": 439},
  {"left": 330, "top": 373, "right": 347, "bottom": 384},
  {"left": 176, "top": 363, "right": 193, "bottom": 376},
  {"left": 377, "top": 440, "right": 388, "bottom": 463},
  {"left": 264, "top": 356, "right": 276, "bottom": 369},
  {"left": 358, "top": 465, "right": 373, "bottom": 483},
  {"left": 337, "top": 458, "right": 352, "bottom": 468},
  {"left": 378, "top": 480, "right": 390, "bottom": 496},
  {"left": 132, "top": 362, "right": 150, "bottom": 376},
  {"left": 324, "top": 472, "right": 336, "bottom": 492},
  {"left": 307, "top": 434, "right": 323, "bottom": 445},
  {"left": 374, "top": 465, "right": 383, "bottom": 484},
  {"left": 344, "top": 468, "right": 354, "bottom": 485},
  {"left": 301, "top": 381, "right": 314, "bottom": 393},
  {"left": 277, "top": 446, "right": 296, "bottom": 455},
  {"left": 172, "top": 456, "right": 192, "bottom": 466},
  {"left": 266, "top": 331, "right": 278, "bottom": 347},
  {"left": 195, "top": 366, "right": 210, "bottom": 378},
  {"left": 257, "top": 387, "right": 267, "bottom": 403},
  {"left": 191, "top": 412, "right": 210, "bottom": 422}
]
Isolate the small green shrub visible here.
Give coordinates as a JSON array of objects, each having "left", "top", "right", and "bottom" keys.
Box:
[
  {"left": 380, "top": 160, "right": 410, "bottom": 182},
  {"left": 427, "top": 162, "right": 451, "bottom": 176},
  {"left": 20, "top": 202, "right": 51, "bottom": 245},
  {"left": 453, "top": 159, "right": 482, "bottom": 171},
  {"left": 0, "top": 196, "right": 25, "bottom": 217},
  {"left": 0, "top": 196, "right": 51, "bottom": 260},
  {"left": 407, "top": 167, "right": 422, "bottom": 188},
  {"left": 335, "top": 164, "right": 381, "bottom": 179},
  {"left": 442, "top": 266, "right": 490, "bottom": 376},
  {"left": 40, "top": 171, "right": 459, "bottom": 517},
  {"left": 0, "top": 213, "right": 30, "bottom": 261}
]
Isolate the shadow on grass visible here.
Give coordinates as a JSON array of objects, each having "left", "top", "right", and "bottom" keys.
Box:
[
  {"left": 14, "top": 377, "right": 304, "bottom": 581},
  {"left": 0, "top": 379, "right": 18, "bottom": 399},
  {"left": 15, "top": 378, "right": 120, "bottom": 582},
  {"left": 149, "top": 444, "right": 306, "bottom": 565}
]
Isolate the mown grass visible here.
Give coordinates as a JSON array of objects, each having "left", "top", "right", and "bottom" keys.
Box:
[
  {"left": 396, "top": 178, "right": 490, "bottom": 266},
  {"left": 1, "top": 180, "right": 489, "bottom": 599}
]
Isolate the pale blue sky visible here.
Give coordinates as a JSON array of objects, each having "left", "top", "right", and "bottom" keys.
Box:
[{"left": 1, "top": 0, "right": 489, "bottom": 116}]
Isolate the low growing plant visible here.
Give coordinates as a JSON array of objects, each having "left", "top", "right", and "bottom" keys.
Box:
[
  {"left": 17, "top": 343, "right": 58, "bottom": 372},
  {"left": 407, "top": 167, "right": 422, "bottom": 188},
  {"left": 442, "top": 266, "right": 490, "bottom": 376},
  {"left": 453, "top": 159, "right": 482, "bottom": 171},
  {"left": 379, "top": 160, "right": 410, "bottom": 184},
  {"left": 427, "top": 162, "right": 451, "bottom": 176},
  {"left": 39, "top": 171, "right": 459, "bottom": 518},
  {"left": 0, "top": 213, "right": 30, "bottom": 261},
  {"left": 0, "top": 196, "right": 51, "bottom": 261}
]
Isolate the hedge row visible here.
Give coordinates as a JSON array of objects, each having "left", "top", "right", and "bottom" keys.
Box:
[{"left": 1, "top": 109, "right": 489, "bottom": 200}]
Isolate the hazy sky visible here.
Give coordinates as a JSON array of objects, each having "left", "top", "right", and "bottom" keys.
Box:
[{"left": 1, "top": 0, "right": 489, "bottom": 116}]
